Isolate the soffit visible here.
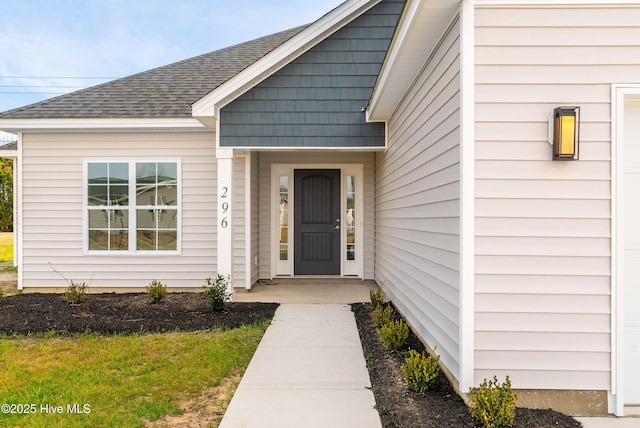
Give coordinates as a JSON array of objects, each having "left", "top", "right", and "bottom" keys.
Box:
[{"left": 367, "top": 0, "right": 460, "bottom": 121}]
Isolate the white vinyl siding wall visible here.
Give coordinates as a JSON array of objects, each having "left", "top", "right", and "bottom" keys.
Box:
[
  {"left": 472, "top": 4, "right": 640, "bottom": 390},
  {"left": 375, "top": 19, "right": 462, "bottom": 381},
  {"left": 257, "top": 151, "right": 375, "bottom": 280},
  {"left": 21, "top": 131, "right": 217, "bottom": 289}
]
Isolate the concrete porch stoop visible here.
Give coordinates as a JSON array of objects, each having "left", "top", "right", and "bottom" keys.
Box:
[
  {"left": 219, "top": 304, "right": 381, "bottom": 428},
  {"left": 232, "top": 278, "right": 378, "bottom": 304}
]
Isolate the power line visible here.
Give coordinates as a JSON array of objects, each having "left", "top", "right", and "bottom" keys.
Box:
[
  {"left": 0, "top": 92, "right": 69, "bottom": 95},
  {"left": 0, "top": 76, "right": 116, "bottom": 80},
  {"left": 0, "top": 85, "right": 86, "bottom": 88},
  {"left": 0, "top": 78, "right": 115, "bottom": 96}
]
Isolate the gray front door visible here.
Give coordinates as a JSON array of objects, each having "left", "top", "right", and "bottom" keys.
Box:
[{"left": 294, "top": 169, "right": 341, "bottom": 275}]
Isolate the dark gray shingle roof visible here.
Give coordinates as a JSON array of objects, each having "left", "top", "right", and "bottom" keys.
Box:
[{"left": 0, "top": 25, "right": 308, "bottom": 119}]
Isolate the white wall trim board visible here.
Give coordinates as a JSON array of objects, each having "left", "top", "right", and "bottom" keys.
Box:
[
  {"left": 459, "top": 0, "right": 475, "bottom": 393},
  {"left": 610, "top": 83, "right": 640, "bottom": 416}
]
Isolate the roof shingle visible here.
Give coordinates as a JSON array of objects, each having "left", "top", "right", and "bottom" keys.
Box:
[{"left": 0, "top": 25, "right": 308, "bottom": 119}]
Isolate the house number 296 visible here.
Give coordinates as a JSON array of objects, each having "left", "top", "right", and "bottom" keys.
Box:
[{"left": 220, "top": 186, "right": 229, "bottom": 228}]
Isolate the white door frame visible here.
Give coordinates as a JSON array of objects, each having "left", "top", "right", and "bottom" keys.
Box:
[
  {"left": 270, "top": 163, "right": 364, "bottom": 278},
  {"left": 611, "top": 84, "right": 640, "bottom": 415}
]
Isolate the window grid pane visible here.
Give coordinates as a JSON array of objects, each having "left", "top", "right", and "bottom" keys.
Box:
[
  {"left": 88, "top": 162, "right": 129, "bottom": 207},
  {"left": 87, "top": 162, "right": 129, "bottom": 251},
  {"left": 136, "top": 207, "right": 178, "bottom": 251},
  {"left": 88, "top": 209, "right": 129, "bottom": 251}
]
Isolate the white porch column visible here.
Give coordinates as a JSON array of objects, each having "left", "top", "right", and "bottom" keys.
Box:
[{"left": 217, "top": 148, "right": 234, "bottom": 291}]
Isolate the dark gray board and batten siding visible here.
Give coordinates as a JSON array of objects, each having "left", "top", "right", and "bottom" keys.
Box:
[{"left": 219, "top": 0, "right": 405, "bottom": 148}]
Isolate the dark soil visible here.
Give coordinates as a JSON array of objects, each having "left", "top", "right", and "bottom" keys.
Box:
[
  {"left": 352, "top": 303, "right": 584, "bottom": 428},
  {"left": 0, "top": 293, "right": 583, "bottom": 427},
  {"left": 0, "top": 292, "right": 278, "bottom": 334}
]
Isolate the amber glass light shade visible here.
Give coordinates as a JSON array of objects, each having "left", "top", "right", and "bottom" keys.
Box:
[{"left": 553, "top": 106, "right": 579, "bottom": 161}]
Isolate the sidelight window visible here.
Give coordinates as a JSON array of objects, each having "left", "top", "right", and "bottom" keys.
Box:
[
  {"left": 279, "top": 176, "right": 289, "bottom": 261},
  {"left": 346, "top": 175, "right": 356, "bottom": 261}
]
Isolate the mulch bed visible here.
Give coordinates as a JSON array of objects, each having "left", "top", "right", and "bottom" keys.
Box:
[
  {"left": 0, "top": 293, "right": 584, "bottom": 427},
  {"left": 0, "top": 292, "right": 278, "bottom": 334},
  {"left": 351, "top": 303, "right": 584, "bottom": 428}
]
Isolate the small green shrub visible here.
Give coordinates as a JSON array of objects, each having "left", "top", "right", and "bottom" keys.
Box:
[
  {"left": 377, "top": 319, "right": 409, "bottom": 351},
  {"left": 469, "top": 375, "right": 518, "bottom": 428},
  {"left": 64, "top": 281, "right": 88, "bottom": 305},
  {"left": 369, "top": 288, "right": 384, "bottom": 308},
  {"left": 49, "top": 262, "right": 91, "bottom": 305},
  {"left": 203, "top": 274, "right": 232, "bottom": 310},
  {"left": 372, "top": 303, "right": 395, "bottom": 327},
  {"left": 146, "top": 279, "right": 167, "bottom": 304},
  {"left": 401, "top": 349, "right": 441, "bottom": 393}
]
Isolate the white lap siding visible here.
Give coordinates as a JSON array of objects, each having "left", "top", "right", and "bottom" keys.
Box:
[
  {"left": 375, "top": 18, "right": 462, "bottom": 384},
  {"left": 20, "top": 131, "right": 217, "bottom": 290},
  {"left": 471, "top": 3, "right": 640, "bottom": 390}
]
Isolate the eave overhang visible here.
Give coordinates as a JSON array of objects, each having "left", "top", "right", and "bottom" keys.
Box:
[
  {"left": 0, "top": 118, "right": 207, "bottom": 133},
  {"left": 366, "top": 0, "right": 460, "bottom": 122}
]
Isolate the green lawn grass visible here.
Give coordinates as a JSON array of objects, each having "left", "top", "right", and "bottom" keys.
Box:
[
  {"left": 0, "top": 232, "right": 13, "bottom": 263},
  {"left": 0, "top": 324, "right": 268, "bottom": 427}
]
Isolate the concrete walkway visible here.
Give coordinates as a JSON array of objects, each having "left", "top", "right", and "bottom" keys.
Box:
[
  {"left": 577, "top": 407, "right": 640, "bottom": 427},
  {"left": 225, "top": 282, "right": 640, "bottom": 427},
  {"left": 219, "top": 304, "right": 380, "bottom": 428}
]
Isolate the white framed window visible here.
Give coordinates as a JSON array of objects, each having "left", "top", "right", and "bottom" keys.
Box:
[{"left": 85, "top": 160, "right": 181, "bottom": 254}]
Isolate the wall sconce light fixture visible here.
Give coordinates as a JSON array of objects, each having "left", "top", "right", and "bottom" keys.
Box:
[{"left": 549, "top": 106, "right": 580, "bottom": 161}]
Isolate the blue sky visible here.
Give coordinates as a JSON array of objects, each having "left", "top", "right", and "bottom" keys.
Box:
[{"left": 0, "top": 0, "right": 344, "bottom": 120}]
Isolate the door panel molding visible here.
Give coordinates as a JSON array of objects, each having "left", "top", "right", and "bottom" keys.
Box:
[{"left": 294, "top": 169, "right": 341, "bottom": 275}]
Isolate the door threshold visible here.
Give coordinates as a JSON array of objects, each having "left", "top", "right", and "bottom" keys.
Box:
[{"left": 274, "top": 275, "right": 361, "bottom": 279}]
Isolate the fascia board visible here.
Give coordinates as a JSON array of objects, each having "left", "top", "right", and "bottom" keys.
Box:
[
  {"left": 476, "top": 0, "right": 640, "bottom": 4},
  {"left": 192, "top": 0, "right": 381, "bottom": 119},
  {"left": 0, "top": 118, "right": 208, "bottom": 132}
]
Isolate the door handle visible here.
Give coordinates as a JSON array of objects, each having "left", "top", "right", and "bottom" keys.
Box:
[{"left": 332, "top": 218, "right": 340, "bottom": 230}]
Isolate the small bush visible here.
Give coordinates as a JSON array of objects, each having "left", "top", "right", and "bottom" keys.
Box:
[
  {"left": 401, "top": 349, "right": 441, "bottom": 393},
  {"left": 369, "top": 288, "right": 384, "bottom": 308},
  {"left": 146, "top": 279, "right": 167, "bottom": 304},
  {"left": 469, "top": 375, "right": 518, "bottom": 428},
  {"left": 64, "top": 281, "right": 88, "bottom": 305},
  {"left": 377, "top": 319, "right": 409, "bottom": 351},
  {"left": 372, "top": 303, "right": 395, "bottom": 327},
  {"left": 203, "top": 274, "right": 232, "bottom": 310}
]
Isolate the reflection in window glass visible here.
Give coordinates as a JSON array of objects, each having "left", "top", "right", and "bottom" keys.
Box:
[
  {"left": 87, "top": 163, "right": 129, "bottom": 250},
  {"left": 87, "top": 161, "right": 179, "bottom": 252},
  {"left": 88, "top": 162, "right": 128, "bottom": 206},
  {"left": 136, "top": 162, "right": 178, "bottom": 251},
  {"left": 136, "top": 163, "right": 178, "bottom": 207},
  {"left": 279, "top": 176, "right": 289, "bottom": 261},
  {"left": 346, "top": 176, "right": 356, "bottom": 261}
]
